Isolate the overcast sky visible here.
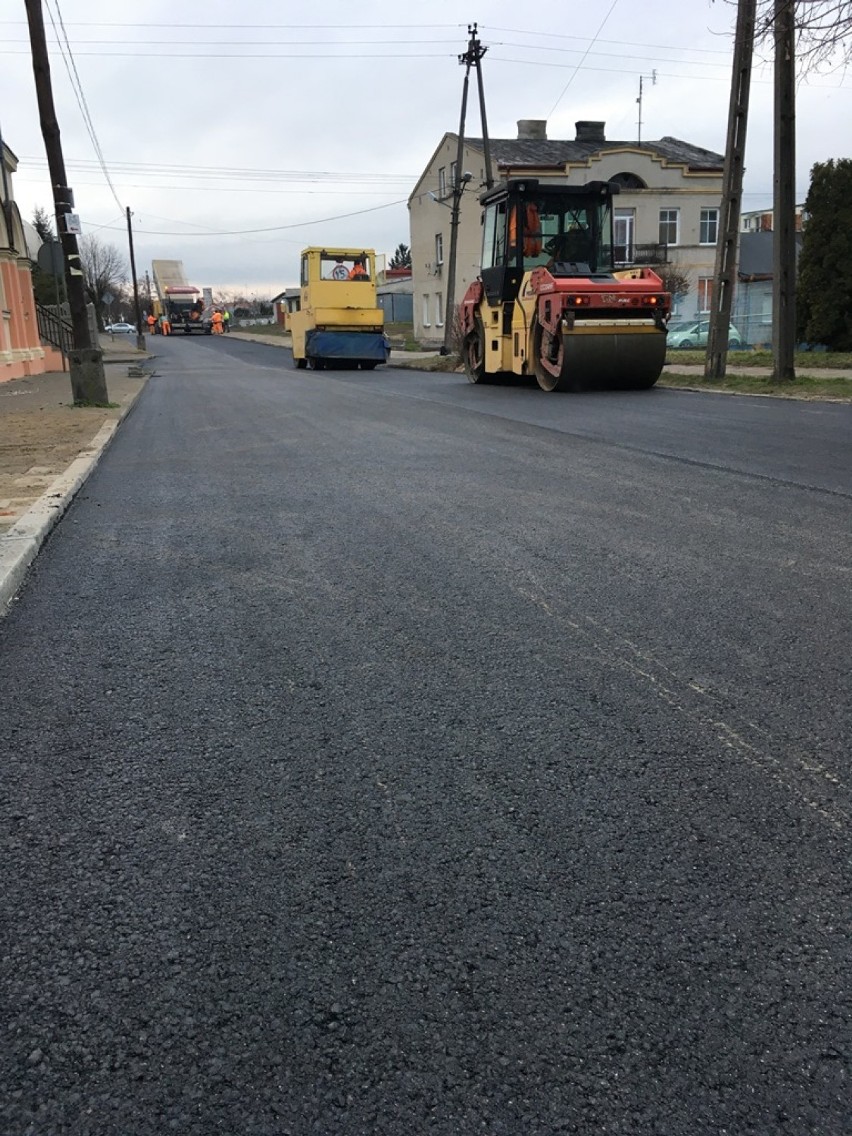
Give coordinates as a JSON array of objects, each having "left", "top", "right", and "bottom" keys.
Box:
[{"left": 2, "top": 0, "right": 849, "bottom": 297}]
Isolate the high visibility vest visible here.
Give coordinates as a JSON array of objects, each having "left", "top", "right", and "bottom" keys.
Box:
[{"left": 509, "top": 203, "right": 542, "bottom": 257}]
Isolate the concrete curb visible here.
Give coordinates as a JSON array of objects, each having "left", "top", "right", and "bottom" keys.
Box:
[{"left": 0, "top": 391, "right": 142, "bottom": 619}]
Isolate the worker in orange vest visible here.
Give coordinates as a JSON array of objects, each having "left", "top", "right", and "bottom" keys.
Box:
[
  {"left": 147, "top": 313, "right": 156, "bottom": 334},
  {"left": 211, "top": 309, "right": 224, "bottom": 334},
  {"left": 508, "top": 202, "right": 542, "bottom": 257}
]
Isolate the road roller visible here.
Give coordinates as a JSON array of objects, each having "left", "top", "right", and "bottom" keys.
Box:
[
  {"left": 459, "top": 179, "right": 671, "bottom": 391},
  {"left": 289, "top": 247, "right": 390, "bottom": 371}
]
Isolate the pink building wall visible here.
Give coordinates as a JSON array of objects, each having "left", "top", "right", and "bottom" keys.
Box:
[{"left": 1, "top": 140, "right": 60, "bottom": 382}]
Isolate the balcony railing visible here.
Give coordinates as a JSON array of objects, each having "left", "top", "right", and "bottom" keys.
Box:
[{"left": 614, "top": 243, "right": 669, "bottom": 267}]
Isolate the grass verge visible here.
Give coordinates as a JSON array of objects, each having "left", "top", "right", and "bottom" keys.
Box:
[
  {"left": 666, "top": 348, "right": 852, "bottom": 369},
  {"left": 659, "top": 372, "right": 852, "bottom": 399}
]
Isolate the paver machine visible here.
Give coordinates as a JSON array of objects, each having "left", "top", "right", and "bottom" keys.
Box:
[{"left": 459, "top": 179, "right": 671, "bottom": 391}]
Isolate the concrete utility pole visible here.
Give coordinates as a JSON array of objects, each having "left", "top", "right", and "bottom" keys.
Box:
[
  {"left": 706, "top": 0, "right": 756, "bottom": 381},
  {"left": 442, "top": 23, "right": 490, "bottom": 355},
  {"left": 773, "top": 0, "right": 797, "bottom": 382},
  {"left": 25, "top": 0, "right": 108, "bottom": 405}
]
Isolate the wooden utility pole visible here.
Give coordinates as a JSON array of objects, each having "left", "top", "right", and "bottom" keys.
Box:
[
  {"left": 25, "top": 0, "right": 108, "bottom": 405},
  {"left": 126, "top": 208, "right": 146, "bottom": 351},
  {"left": 706, "top": 0, "right": 756, "bottom": 381},
  {"left": 773, "top": 0, "right": 797, "bottom": 381}
]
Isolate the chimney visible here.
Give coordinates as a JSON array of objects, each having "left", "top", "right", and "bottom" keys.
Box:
[
  {"left": 517, "top": 119, "right": 548, "bottom": 141},
  {"left": 575, "top": 121, "right": 606, "bottom": 143}
]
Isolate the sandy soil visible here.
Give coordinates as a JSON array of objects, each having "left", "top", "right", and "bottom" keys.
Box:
[{"left": 0, "top": 364, "right": 147, "bottom": 532}]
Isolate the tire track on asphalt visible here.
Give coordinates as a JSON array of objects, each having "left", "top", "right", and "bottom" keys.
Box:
[{"left": 516, "top": 583, "right": 849, "bottom": 832}]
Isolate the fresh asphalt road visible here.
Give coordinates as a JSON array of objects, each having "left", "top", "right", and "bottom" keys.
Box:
[{"left": 2, "top": 335, "right": 850, "bottom": 1135}]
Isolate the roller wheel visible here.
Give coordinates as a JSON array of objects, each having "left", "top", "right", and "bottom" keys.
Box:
[
  {"left": 309, "top": 357, "right": 325, "bottom": 371},
  {"left": 463, "top": 315, "right": 488, "bottom": 384},
  {"left": 532, "top": 316, "right": 584, "bottom": 392},
  {"left": 621, "top": 372, "right": 659, "bottom": 391}
]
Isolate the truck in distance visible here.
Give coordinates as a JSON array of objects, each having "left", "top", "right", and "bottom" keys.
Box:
[{"left": 151, "top": 259, "right": 212, "bottom": 335}]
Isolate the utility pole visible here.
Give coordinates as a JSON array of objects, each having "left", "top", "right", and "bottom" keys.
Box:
[
  {"left": 472, "top": 25, "right": 493, "bottom": 192},
  {"left": 126, "top": 208, "right": 145, "bottom": 352},
  {"left": 706, "top": 0, "right": 756, "bottom": 381},
  {"left": 773, "top": 0, "right": 797, "bottom": 382},
  {"left": 442, "top": 23, "right": 490, "bottom": 355},
  {"left": 24, "top": 0, "right": 108, "bottom": 405}
]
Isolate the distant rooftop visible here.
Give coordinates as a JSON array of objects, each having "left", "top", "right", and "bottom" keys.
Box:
[{"left": 466, "top": 120, "right": 724, "bottom": 173}]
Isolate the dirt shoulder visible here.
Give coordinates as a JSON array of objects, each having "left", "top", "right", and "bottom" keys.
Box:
[{"left": 0, "top": 347, "right": 150, "bottom": 534}]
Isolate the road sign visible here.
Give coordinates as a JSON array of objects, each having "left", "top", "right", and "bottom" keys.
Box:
[{"left": 36, "top": 240, "right": 63, "bottom": 275}]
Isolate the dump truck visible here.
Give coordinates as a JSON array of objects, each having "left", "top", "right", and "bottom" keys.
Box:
[
  {"left": 151, "top": 259, "right": 211, "bottom": 334},
  {"left": 289, "top": 248, "right": 390, "bottom": 370},
  {"left": 459, "top": 179, "right": 671, "bottom": 391}
]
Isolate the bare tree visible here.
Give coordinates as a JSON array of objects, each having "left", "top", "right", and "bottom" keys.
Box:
[
  {"left": 754, "top": 0, "right": 852, "bottom": 68},
  {"left": 657, "top": 265, "right": 691, "bottom": 306},
  {"left": 79, "top": 234, "right": 129, "bottom": 330}
]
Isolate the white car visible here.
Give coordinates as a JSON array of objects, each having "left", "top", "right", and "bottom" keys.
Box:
[{"left": 105, "top": 322, "right": 136, "bottom": 334}]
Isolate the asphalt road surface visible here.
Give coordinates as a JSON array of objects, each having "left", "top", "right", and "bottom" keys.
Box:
[{"left": 2, "top": 335, "right": 850, "bottom": 1135}]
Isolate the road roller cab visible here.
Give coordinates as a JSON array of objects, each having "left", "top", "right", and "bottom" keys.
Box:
[{"left": 459, "top": 179, "right": 671, "bottom": 391}]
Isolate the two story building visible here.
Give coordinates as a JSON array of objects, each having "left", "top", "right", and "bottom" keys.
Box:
[{"left": 408, "top": 119, "right": 726, "bottom": 346}]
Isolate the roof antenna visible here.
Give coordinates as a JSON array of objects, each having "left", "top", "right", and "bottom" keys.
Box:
[{"left": 636, "top": 70, "right": 657, "bottom": 145}]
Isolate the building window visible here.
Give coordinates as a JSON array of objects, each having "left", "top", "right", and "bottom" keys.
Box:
[
  {"left": 449, "top": 161, "right": 458, "bottom": 191},
  {"left": 697, "top": 277, "right": 713, "bottom": 313},
  {"left": 435, "top": 233, "right": 444, "bottom": 266},
  {"left": 700, "top": 208, "right": 719, "bottom": 245},
  {"left": 435, "top": 293, "right": 444, "bottom": 327},
  {"left": 437, "top": 167, "right": 447, "bottom": 198},
  {"left": 659, "top": 208, "right": 679, "bottom": 247},
  {"left": 422, "top": 294, "right": 431, "bottom": 328},
  {"left": 614, "top": 209, "right": 635, "bottom": 264}
]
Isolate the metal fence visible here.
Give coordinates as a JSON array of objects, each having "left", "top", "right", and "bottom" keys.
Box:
[
  {"left": 35, "top": 302, "right": 99, "bottom": 355},
  {"left": 36, "top": 302, "right": 73, "bottom": 356}
]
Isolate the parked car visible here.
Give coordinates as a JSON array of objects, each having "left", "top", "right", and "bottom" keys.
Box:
[
  {"left": 667, "top": 319, "right": 744, "bottom": 349},
  {"left": 105, "top": 322, "right": 136, "bottom": 334}
]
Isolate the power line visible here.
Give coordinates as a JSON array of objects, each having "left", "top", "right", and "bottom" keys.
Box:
[
  {"left": 43, "top": 0, "right": 123, "bottom": 211},
  {"left": 17, "top": 155, "right": 417, "bottom": 183},
  {"left": 2, "top": 48, "right": 455, "bottom": 59},
  {"left": 96, "top": 197, "right": 409, "bottom": 237},
  {"left": 15, "top": 178, "right": 408, "bottom": 196},
  {"left": 1, "top": 20, "right": 466, "bottom": 28},
  {"left": 483, "top": 26, "right": 735, "bottom": 57},
  {"left": 548, "top": 0, "right": 620, "bottom": 118}
]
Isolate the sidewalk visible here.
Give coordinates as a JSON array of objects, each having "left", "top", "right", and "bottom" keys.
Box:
[{"left": 0, "top": 334, "right": 152, "bottom": 613}]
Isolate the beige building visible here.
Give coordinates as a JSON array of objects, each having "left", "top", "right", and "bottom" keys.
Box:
[{"left": 408, "top": 120, "right": 726, "bottom": 346}]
